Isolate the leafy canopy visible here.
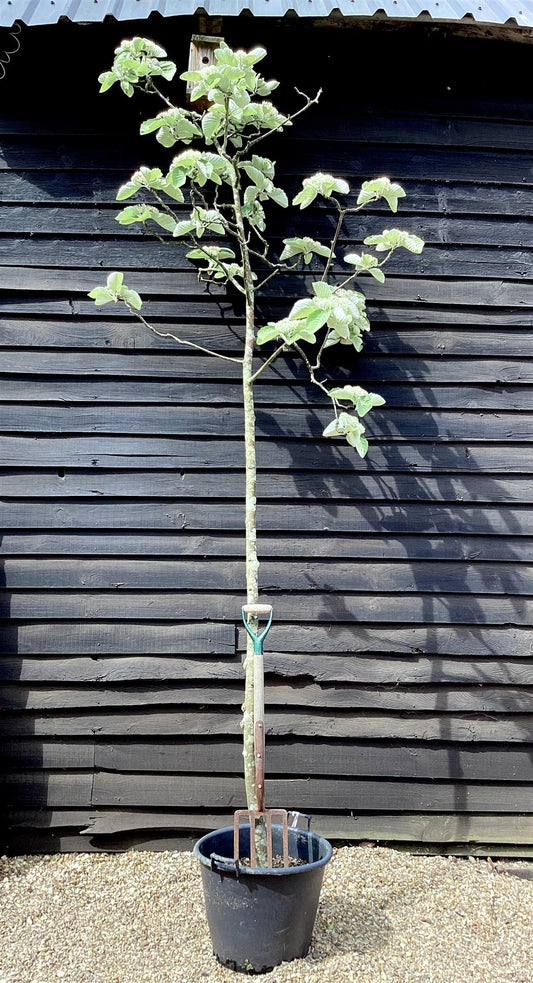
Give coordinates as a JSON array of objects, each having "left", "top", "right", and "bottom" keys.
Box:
[{"left": 90, "top": 37, "right": 424, "bottom": 457}]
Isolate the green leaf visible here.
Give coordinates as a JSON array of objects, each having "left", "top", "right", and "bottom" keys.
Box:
[
  {"left": 364, "top": 229, "right": 424, "bottom": 254},
  {"left": 115, "top": 205, "right": 150, "bottom": 226},
  {"left": 187, "top": 246, "right": 235, "bottom": 262},
  {"left": 306, "top": 307, "right": 329, "bottom": 333},
  {"left": 313, "top": 281, "right": 333, "bottom": 299},
  {"left": 357, "top": 177, "right": 406, "bottom": 213},
  {"left": 322, "top": 411, "right": 369, "bottom": 457},
  {"left": 140, "top": 115, "right": 166, "bottom": 135},
  {"left": 280, "top": 237, "right": 330, "bottom": 263},
  {"left": 180, "top": 70, "right": 202, "bottom": 82},
  {"left": 98, "top": 71, "right": 117, "bottom": 93},
  {"left": 347, "top": 431, "right": 369, "bottom": 457},
  {"left": 152, "top": 211, "right": 177, "bottom": 233},
  {"left": 172, "top": 219, "right": 196, "bottom": 238},
  {"left": 292, "top": 185, "right": 317, "bottom": 209},
  {"left": 107, "top": 271, "right": 124, "bottom": 293},
  {"left": 329, "top": 385, "right": 386, "bottom": 417},
  {"left": 329, "top": 385, "right": 367, "bottom": 405},
  {"left": 120, "top": 287, "right": 143, "bottom": 310},
  {"left": 293, "top": 172, "right": 349, "bottom": 208},
  {"left": 241, "top": 163, "right": 267, "bottom": 189},
  {"left": 257, "top": 323, "right": 282, "bottom": 345},
  {"left": 267, "top": 185, "right": 288, "bottom": 208},
  {"left": 116, "top": 181, "right": 139, "bottom": 201},
  {"left": 202, "top": 112, "right": 221, "bottom": 143},
  {"left": 158, "top": 61, "right": 177, "bottom": 81},
  {"left": 400, "top": 233, "right": 425, "bottom": 254},
  {"left": 88, "top": 286, "right": 114, "bottom": 306},
  {"left": 160, "top": 181, "right": 185, "bottom": 203}
]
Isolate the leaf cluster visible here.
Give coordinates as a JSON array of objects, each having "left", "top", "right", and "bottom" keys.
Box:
[
  {"left": 257, "top": 281, "right": 369, "bottom": 351},
  {"left": 98, "top": 37, "right": 176, "bottom": 97},
  {"left": 88, "top": 271, "right": 142, "bottom": 310},
  {"left": 91, "top": 37, "right": 425, "bottom": 458}
]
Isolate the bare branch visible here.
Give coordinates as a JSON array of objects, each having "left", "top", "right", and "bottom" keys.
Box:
[
  {"left": 321, "top": 200, "right": 345, "bottom": 282},
  {"left": 292, "top": 341, "right": 337, "bottom": 416},
  {"left": 122, "top": 302, "right": 244, "bottom": 364},
  {"left": 244, "top": 88, "right": 321, "bottom": 153},
  {"left": 249, "top": 343, "right": 287, "bottom": 383}
]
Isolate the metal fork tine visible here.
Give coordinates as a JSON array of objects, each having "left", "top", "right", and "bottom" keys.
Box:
[
  {"left": 281, "top": 812, "right": 289, "bottom": 867},
  {"left": 250, "top": 815, "right": 256, "bottom": 868},
  {"left": 265, "top": 812, "right": 273, "bottom": 867},
  {"left": 233, "top": 808, "right": 290, "bottom": 867}
]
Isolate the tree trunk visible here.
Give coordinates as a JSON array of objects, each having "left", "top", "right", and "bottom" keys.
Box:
[{"left": 231, "top": 176, "right": 268, "bottom": 865}]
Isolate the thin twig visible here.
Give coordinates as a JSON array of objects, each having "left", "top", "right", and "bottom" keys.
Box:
[
  {"left": 336, "top": 249, "right": 393, "bottom": 292},
  {"left": 250, "top": 343, "right": 287, "bottom": 383},
  {"left": 244, "top": 88, "right": 321, "bottom": 153},
  {"left": 321, "top": 200, "right": 345, "bottom": 282},
  {"left": 292, "top": 341, "right": 338, "bottom": 417},
  {"left": 123, "top": 302, "right": 243, "bottom": 363}
]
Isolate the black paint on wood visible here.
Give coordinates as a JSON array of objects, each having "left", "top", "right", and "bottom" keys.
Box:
[{"left": 2, "top": 18, "right": 533, "bottom": 854}]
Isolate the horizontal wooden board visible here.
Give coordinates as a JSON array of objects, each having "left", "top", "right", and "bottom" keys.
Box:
[
  {"left": 1, "top": 741, "right": 95, "bottom": 769},
  {"left": 4, "top": 317, "right": 533, "bottom": 363},
  {"left": 8, "top": 265, "right": 533, "bottom": 311},
  {"left": 0, "top": 621, "right": 238, "bottom": 654},
  {"left": 4, "top": 137, "right": 533, "bottom": 186},
  {"left": 4, "top": 437, "right": 533, "bottom": 473},
  {"left": 0, "top": 532, "right": 530, "bottom": 564},
  {"left": 281, "top": 142, "right": 533, "bottom": 187},
  {"left": 7, "top": 239, "right": 533, "bottom": 281},
  {"left": 297, "top": 112, "right": 533, "bottom": 152},
  {"left": 4, "top": 772, "right": 93, "bottom": 807},
  {"left": 4, "top": 403, "right": 533, "bottom": 443},
  {"left": 1, "top": 707, "right": 531, "bottom": 741},
  {"left": 81, "top": 810, "right": 533, "bottom": 845},
  {"left": 6, "top": 110, "right": 533, "bottom": 151},
  {"left": 3, "top": 171, "right": 533, "bottom": 216},
  {"left": 2, "top": 349, "right": 531, "bottom": 385},
  {"left": 87, "top": 772, "right": 533, "bottom": 812},
  {"left": 7, "top": 807, "right": 533, "bottom": 846},
  {"left": 5, "top": 208, "right": 533, "bottom": 248},
  {"left": 2, "top": 653, "right": 531, "bottom": 685},
  {"left": 5, "top": 770, "right": 533, "bottom": 812},
  {"left": 3, "top": 469, "right": 533, "bottom": 504},
  {"left": 5, "top": 738, "right": 533, "bottom": 781},
  {"left": 2, "top": 558, "right": 532, "bottom": 596},
  {"left": 4, "top": 294, "right": 533, "bottom": 326},
  {"left": 1, "top": 682, "right": 531, "bottom": 714},
  {"left": 2, "top": 589, "right": 532, "bottom": 625},
  {"left": 1, "top": 624, "right": 531, "bottom": 657},
  {"left": 2, "top": 500, "right": 531, "bottom": 536}
]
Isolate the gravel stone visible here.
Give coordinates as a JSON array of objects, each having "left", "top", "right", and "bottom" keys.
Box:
[{"left": 0, "top": 846, "right": 531, "bottom": 982}]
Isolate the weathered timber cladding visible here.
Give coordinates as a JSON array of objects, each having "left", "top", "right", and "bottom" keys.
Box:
[{"left": 1, "top": 18, "right": 533, "bottom": 854}]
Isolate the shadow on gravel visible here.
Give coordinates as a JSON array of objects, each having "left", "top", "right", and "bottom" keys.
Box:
[{"left": 312, "top": 894, "right": 392, "bottom": 958}]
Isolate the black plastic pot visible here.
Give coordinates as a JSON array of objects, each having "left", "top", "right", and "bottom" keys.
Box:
[{"left": 193, "top": 823, "right": 332, "bottom": 974}]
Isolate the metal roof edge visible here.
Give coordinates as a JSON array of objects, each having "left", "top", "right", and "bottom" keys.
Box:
[{"left": 1, "top": 0, "right": 532, "bottom": 31}]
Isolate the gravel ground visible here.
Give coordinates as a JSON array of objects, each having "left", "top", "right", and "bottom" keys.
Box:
[{"left": 0, "top": 846, "right": 531, "bottom": 983}]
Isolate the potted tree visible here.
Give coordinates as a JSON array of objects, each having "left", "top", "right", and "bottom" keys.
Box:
[{"left": 89, "top": 35, "right": 424, "bottom": 973}]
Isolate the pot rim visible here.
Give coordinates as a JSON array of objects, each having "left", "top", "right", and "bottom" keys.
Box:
[{"left": 193, "top": 823, "right": 333, "bottom": 877}]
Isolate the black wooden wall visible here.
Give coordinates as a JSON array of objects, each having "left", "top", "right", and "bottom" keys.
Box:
[{"left": 1, "top": 17, "right": 532, "bottom": 854}]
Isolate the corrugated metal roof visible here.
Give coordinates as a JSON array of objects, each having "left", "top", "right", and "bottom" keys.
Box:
[{"left": 1, "top": 0, "right": 532, "bottom": 28}]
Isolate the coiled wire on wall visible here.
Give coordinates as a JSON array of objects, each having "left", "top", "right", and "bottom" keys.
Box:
[{"left": 0, "top": 22, "right": 22, "bottom": 81}]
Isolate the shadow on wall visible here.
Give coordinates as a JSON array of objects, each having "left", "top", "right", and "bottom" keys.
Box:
[{"left": 254, "top": 315, "right": 532, "bottom": 832}]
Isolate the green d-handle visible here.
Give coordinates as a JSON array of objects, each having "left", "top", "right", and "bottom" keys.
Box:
[{"left": 242, "top": 603, "right": 273, "bottom": 654}]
